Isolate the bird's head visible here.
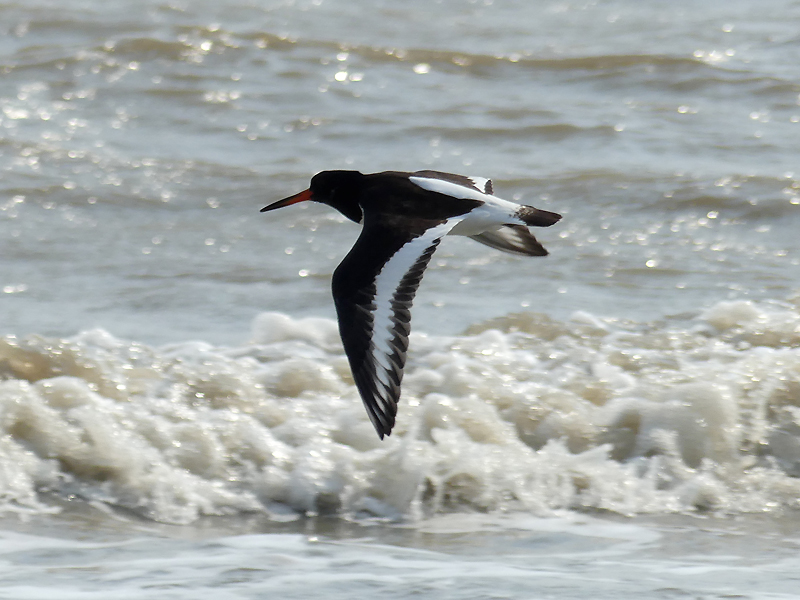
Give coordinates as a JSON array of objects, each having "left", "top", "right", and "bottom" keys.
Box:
[{"left": 261, "top": 170, "right": 364, "bottom": 223}]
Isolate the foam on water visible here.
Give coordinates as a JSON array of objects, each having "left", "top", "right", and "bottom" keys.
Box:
[{"left": 2, "top": 299, "right": 800, "bottom": 524}]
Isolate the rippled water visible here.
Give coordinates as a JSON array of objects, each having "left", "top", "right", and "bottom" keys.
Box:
[
  {"left": 3, "top": 0, "right": 800, "bottom": 343},
  {"left": 3, "top": 1, "right": 800, "bottom": 597}
]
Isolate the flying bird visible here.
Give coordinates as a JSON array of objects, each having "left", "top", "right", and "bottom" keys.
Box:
[{"left": 261, "top": 170, "right": 560, "bottom": 439}]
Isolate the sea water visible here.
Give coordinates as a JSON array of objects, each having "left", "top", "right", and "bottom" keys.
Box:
[{"left": 2, "top": 0, "right": 800, "bottom": 597}]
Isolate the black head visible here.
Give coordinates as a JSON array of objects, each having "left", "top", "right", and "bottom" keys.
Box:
[{"left": 261, "top": 170, "right": 365, "bottom": 223}]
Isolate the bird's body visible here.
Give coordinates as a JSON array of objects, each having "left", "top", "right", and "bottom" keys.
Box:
[{"left": 261, "top": 170, "right": 561, "bottom": 438}]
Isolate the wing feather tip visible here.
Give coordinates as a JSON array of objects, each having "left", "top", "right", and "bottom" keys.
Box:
[{"left": 518, "top": 207, "right": 562, "bottom": 227}]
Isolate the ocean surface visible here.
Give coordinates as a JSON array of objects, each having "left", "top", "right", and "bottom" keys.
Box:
[{"left": 3, "top": 0, "right": 800, "bottom": 597}]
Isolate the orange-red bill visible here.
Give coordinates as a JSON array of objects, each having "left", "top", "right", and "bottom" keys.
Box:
[{"left": 260, "top": 188, "right": 313, "bottom": 212}]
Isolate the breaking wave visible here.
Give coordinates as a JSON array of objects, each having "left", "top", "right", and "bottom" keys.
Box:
[{"left": 2, "top": 298, "right": 800, "bottom": 524}]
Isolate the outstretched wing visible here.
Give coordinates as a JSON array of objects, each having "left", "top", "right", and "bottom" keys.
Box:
[{"left": 332, "top": 217, "right": 463, "bottom": 438}]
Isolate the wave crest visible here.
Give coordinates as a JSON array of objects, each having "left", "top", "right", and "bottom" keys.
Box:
[{"left": 2, "top": 300, "right": 800, "bottom": 523}]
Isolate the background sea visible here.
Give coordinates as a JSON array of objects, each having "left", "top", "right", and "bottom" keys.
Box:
[{"left": 3, "top": 0, "right": 800, "bottom": 597}]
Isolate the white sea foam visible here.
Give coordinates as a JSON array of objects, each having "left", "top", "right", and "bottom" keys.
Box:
[{"left": 2, "top": 299, "right": 800, "bottom": 523}]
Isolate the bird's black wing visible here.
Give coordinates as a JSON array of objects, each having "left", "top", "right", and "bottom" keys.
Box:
[{"left": 331, "top": 216, "right": 464, "bottom": 438}]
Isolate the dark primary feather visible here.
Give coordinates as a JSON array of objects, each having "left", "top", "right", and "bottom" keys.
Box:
[{"left": 470, "top": 224, "right": 549, "bottom": 256}]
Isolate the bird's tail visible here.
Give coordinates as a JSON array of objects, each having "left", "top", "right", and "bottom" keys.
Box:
[{"left": 517, "top": 206, "right": 562, "bottom": 227}]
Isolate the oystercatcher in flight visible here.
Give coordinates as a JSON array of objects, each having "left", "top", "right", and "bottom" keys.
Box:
[{"left": 261, "top": 170, "right": 561, "bottom": 439}]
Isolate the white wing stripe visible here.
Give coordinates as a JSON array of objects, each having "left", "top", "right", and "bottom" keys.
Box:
[
  {"left": 409, "top": 175, "right": 521, "bottom": 213},
  {"left": 409, "top": 175, "right": 492, "bottom": 202},
  {"left": 375, "top": 367, "right": 393, "bottom": 389},
  {"left": 370, "top": 220, "right": 456, "bottom": 376},
  {"left": 374, "top": 346, "right": 395, "bottom": 372},
  {"left": 467, "top": 176, "right": 491, "bottom": 194}
]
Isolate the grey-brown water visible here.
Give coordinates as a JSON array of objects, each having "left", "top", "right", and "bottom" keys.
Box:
[{"left": 2, "top": 1, "right": 800, "bottom": 597}]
